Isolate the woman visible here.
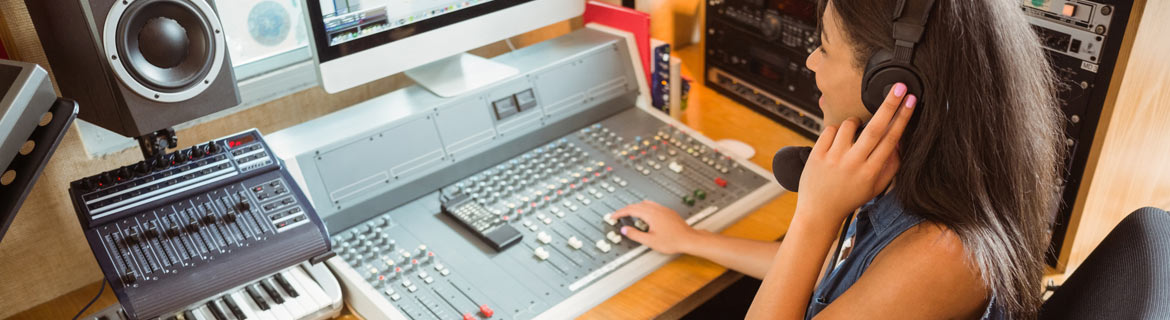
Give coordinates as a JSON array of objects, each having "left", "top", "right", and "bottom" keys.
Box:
[{"left": 612, "top": 0, "right": 1065, "bottom": 318}]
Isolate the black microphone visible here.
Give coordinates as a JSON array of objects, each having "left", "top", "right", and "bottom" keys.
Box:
[{"left": 771, "top": 146, "right": 812, "bottom": 192}]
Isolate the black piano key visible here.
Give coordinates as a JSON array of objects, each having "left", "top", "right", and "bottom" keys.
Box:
[
  {"left": 182, "top": 310, "right": 197, "bottom": 320},
  {"left": 206, "top": 301, "right": 228, "bottom": 320},
  {"left": 245, "top": 285, "right": 270, "bottom": 311},
  {"left": 273, "top": 273, "right": 299, "bottom": 298},
  {"left": 222, "top": 295, "right": 246, "bottom": 319},
  {"left": 259, "top": 280, "right": 285, "bottom": 304}
]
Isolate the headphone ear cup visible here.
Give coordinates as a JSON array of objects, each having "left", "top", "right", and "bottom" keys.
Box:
[{"left": 862, "top": 50, "right": 924, "bottom": 114}]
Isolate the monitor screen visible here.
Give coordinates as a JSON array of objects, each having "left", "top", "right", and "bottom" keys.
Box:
[{"left": 308, "top": 0, "right": 534, "bottom": 63}]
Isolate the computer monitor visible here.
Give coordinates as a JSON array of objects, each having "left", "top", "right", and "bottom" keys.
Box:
[{"left": 305, "top": 0, "right": 583, "bottom": 96}]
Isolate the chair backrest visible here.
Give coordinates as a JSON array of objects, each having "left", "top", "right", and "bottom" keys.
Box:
[{"left": 1039, "top": 207, "right": 1170, "bottom": 319}]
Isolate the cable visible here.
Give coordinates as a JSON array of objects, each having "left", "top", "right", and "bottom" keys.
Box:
[
  {"left": 72, "top": 281, "right": 106, "bottom": 320},
  {"left": 505, "top": 38, "right": 517, "bottom": 52}
]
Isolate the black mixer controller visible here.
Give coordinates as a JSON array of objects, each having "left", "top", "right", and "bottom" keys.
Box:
[{"left": 68, "top": 129, "right": 331, "bottom": 319}]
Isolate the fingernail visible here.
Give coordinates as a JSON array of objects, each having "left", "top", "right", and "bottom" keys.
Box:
[
  {"left": 905, "top": 95, "right": 917, "bottom": 109},
  {"left": 620, "top": 227, "right": 628, "bottom": 235},
  {"left": 893, "top": 83, "right": 907, "bottom": 97}
]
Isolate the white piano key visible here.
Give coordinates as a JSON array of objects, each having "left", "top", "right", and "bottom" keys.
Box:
[
  {"left": 273, "top": 273, "right": 309, "bottom": 318},
  {"left": 230, "top": 291, "right": 268, "bottom": 320},
  {"left": 191, "top": 306, "right": 216, "bottom": 320},
  {"left": 288, "top": 267, "right": 331, "bottom": 309}
]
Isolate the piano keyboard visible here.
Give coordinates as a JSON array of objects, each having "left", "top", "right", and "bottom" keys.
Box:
[{"left": 86, "top": 262, "right": 342, "bottom": 320}]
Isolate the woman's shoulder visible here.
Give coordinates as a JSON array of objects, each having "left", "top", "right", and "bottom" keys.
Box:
[{"left": 872, "top": 221, "right": 990, "bottom": 317}]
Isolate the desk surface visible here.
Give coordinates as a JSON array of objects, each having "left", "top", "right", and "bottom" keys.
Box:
[{"left": 10, "top": 43, "right": 811, "bottom": 320}]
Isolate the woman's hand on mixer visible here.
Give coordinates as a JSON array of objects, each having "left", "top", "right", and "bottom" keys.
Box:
[{"left": 612, "top": 200, "right": 699, "bottom": 255}]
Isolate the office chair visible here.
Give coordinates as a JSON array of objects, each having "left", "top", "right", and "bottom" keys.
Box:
[{"left": 1039, "top": 207, "right": 1170, "bottom": 319}]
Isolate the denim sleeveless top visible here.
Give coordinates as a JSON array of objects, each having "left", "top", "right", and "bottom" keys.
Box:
[{"left": 804, "top": 191, "right": 1006, "bottom": 319}]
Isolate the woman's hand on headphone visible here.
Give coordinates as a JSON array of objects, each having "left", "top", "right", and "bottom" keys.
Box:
[
  {"left": 797, "top": 83, "right": 917, "bottom": 224},
  {"left": 612, "top": 200, "right": 699, "bottom": 255}
]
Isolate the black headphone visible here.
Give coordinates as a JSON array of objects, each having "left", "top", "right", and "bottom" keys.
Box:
[{"left": 860, "top": 0, "right": 937, "bottom": 114}]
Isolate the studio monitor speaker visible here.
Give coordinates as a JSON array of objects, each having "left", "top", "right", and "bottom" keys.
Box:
[{"left": 26, "top": 0, "right": 241, "bottom": 138}]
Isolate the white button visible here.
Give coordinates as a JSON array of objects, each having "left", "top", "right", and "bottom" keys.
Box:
[
  {"left": 391, "top": 293, "right": 401, "bottom": 301},
  {"left": 596, "top": 239, "right": 612, "bottom": 253},
  {"left": 534, "top": 247, "right": 550, "bottom": 260},
  {"left": 569, "top": 205, "right": 579, "bottom": 211},
  {"left": 522, "top": 220, "right": 533, "bottom": 227},
  {"left": 385, "top": 288, "right": 396, "bottom": 296},
  {"left": 542, "top": 217, "right": 553, "bottom": 225},
  {"left": 668, "top": 161, "right": 684, "bottom": 173},
  {"left": 607, "top": 231, "right": 622, "bottom": 244},
  {"left": 402, "top": 279, "right": 412, "bottom": 287},
  {"left": 603, "top": 213, "right": 616, "bottom": 226},
  {"left": 418, "top": 271, "right": 429, "bottom": 279},
  {"left": 554, "top": 210, "right": 565, "bottom": 218},
  {"left": 568, "top": 236, "right": 583, "bottom": 249},
  {"left": 527, "top": 224, "right": 539, "bottom": 231},
  {"left": 424, "top": 277, "right": 434, "bottom": 284},
  {"left": 408, "top": 285, "right": 418, "bottom": 292},
  {"left": 537, "top": 232, "right": 552, "bottom": 244},
  {"left": 537, "top": 213, "right": 547, "bottom": 220},
  {"left": 440, "top": 269, "right": 451, "bottom": 276}
]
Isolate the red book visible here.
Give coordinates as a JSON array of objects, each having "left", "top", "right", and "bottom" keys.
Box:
[{"left": 583, "top": 1, "right": 651, "bottom": 87}]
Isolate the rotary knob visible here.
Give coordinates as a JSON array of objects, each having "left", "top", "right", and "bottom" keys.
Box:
[
  {"left": 174, "top": 149, "right": 191, "bottom": 164},
  {"left": 98, "top": 172, "right": 116, "bottom": 187},
  {"left": 116, "top": 167, "right": 132, "bottom": 182},
  {"left": 206, "top": 141, "right": 221, "bottom": 154}
]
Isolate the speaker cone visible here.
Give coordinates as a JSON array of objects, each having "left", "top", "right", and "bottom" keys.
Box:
[{"left": 104, "top": 0, "right": 226, "bottom": 103}]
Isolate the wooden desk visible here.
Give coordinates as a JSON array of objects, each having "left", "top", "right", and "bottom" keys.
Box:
[{"left": 11, "top": 42, "right": 809, "bottom": 320}]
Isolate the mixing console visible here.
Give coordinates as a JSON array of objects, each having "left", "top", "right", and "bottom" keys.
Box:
[
  {"left": 68, "top": 129, "right": 333, "bottom": 319},
  {"left": 267, "top": 28, "right": 783, "bottom": 319}
]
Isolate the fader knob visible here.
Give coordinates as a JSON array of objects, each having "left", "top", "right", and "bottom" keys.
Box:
[
  {"left": 124, "top": 234, "right": 140, "bottom": 246},
  {"left": 224, "top": 213, "right": 237, "bottom": 223},
  {"left": 186, "top": 220, "right": 200, "bottom": 232},
  {"left": 143, "top": 228, "right": 159, "bottom": 239},
  {"left": 121, "top": 274, "right": 137, "bottom": 286},
  {"left": 236, "top": 201, "right": 251, "bottom": 212},
  {"left": 166, "top": 228, "right": 181, "bottom": 238},
  {"left": 201, "top": 215, "right": 217, "bottom": 225}
]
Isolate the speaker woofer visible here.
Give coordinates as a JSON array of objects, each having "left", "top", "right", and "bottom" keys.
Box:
[{"left": 104, "top": 0, "right": 226, "bottom": 103}]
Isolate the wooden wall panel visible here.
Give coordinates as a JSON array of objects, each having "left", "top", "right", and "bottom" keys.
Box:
[
  {"left": 1059, "top": 0, "right": 1170, "bottom": 274},
  {"left": 0, "top": 0, "right": 576, "bottom": 315}
]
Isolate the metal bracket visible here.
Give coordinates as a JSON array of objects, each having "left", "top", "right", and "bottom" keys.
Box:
[{"left": 0, "top": 98, "right": 78, "bottom": 243}]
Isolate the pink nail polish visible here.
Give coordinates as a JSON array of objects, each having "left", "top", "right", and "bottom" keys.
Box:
[
  {"left": 893, "top": 83, "right": 907, "bottom": 97},
  {"left": 620, "top": 227, "right": 628, "bottom": 235},
  {"left": 905, "top": 95, "right": 917, "bottom": 109}
]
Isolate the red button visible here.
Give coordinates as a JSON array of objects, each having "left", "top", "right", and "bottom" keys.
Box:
[
  {"left": 714, "top": 177, "right": 728, "bottom": 188},
  {"left": 480, "top": 304, "right": 494, "bottom": 317},
  {"left": 463, "top": 313, "right": 476, "bottom": 320}
]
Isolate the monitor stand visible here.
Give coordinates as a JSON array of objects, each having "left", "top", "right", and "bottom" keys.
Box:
[{"left": 405, "top": 53, "right": 519, "bottom": 98}]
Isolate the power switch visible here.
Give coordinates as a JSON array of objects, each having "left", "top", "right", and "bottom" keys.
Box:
[
  {"left": 515, "top": 89, "right": 537, "bottom": 111},
  {"left": 492, "top": 96, "right": 519, "bottom": 120}
]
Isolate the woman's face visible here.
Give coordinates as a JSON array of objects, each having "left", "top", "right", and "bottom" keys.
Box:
[{"left": 805, "top": 1, "right": 871, "bottom": 126}]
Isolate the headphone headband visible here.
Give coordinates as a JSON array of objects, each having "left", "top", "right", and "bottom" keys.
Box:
[{"left": 891, "top": 0, "right": 936, "bottom": 62}]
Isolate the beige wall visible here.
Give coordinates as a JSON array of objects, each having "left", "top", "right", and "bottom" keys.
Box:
[{"left": 0, "top": 0, "right": 575, "bottom": 316}]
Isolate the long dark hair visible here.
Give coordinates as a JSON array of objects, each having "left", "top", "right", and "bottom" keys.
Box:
[{"left": 817, "top": 0, "right": 1066, "bottom": 317}]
